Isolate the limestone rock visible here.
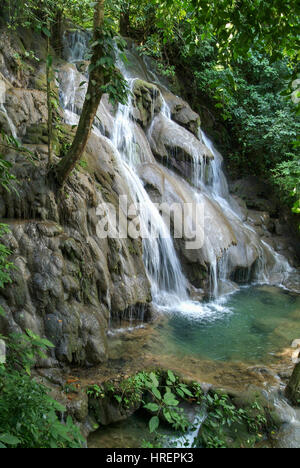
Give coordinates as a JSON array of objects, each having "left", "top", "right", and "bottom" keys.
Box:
[
  {"left": 4, "top": 88, "right": 48, "bottom": 137},
  {"left": 230, "top": 176, "right": 278, "bottom": 216},
  {"left": 148, "top": 113, "right": 212, "bottom": 181},
  {"left": 0, "top": 129, "right": 152, "bottom": 367},
  {"left": 131, "top": 79, "right": 162, "bottom": 128},
  {"left": 286, "top": 362, "right": 300, "bottom": 406},
  {"left": 162, "top": 89, "right": 201, "bottom": 136}
]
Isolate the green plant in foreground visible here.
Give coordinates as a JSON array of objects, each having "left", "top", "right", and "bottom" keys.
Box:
[
  {"left": 0, "top": 331, "right": 85, "bottom": 448},
  {"left": 196, "top": 392, "right": 268, "bottom": 448}
]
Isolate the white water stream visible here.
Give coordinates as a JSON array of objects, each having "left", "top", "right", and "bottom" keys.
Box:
[{"left": 0, "top": 79, "right": 17, "bottom": 139}]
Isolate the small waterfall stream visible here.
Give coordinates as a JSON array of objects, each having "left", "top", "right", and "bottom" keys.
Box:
[
  {"left": 0, "top": 79, "right": 17, "bottom": 139},
  {"left": 59, "top": 31, "right": 296, "bottom": 314},
  {"left": 109, "top": 80, "right": 188, "bottom": 304}
]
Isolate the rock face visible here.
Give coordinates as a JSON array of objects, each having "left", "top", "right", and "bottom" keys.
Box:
[
  {"left": 230, "top": 177, "right": 299, "bottom": 267},
  {"left": 162, "top": 90, "right": 201, "bottom": 137},
  {"left": 131, "top": 79, "right": 162, "bottom": 129},
  {"left": 148, "top": 113, "right": 212, "bottom": 182},
  {"left": 4, "top": 88, "right": 48, "bottom": 137},
  {"left": 0, "top": 130, "right": 151, "bottom": 367},
  {"left": 286, "top": 362, "right": 300, "bottom": 406}
]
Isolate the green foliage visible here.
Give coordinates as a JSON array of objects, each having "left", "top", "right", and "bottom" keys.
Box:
[
  {"left": 196, "top": 392, "right": 268, "bottom": 449},
  {"left": 0, "top": 329, "right": 84, "bottom": 448},
  {"left": 0, "top": 224, "right": 14, "bottom": 289},
  {"left": 5, "top": 329, "right": 55, "bottom": 375},
  {"left": 0, "top": 366, "right": 84, "bottom": 448},
  {"left": 88, "top": 371, "right": 274, "bottom": 448},
  {"left": 0, "top": 141, "right": 84, "bottom": 448},
  {"left": 193, "top": 46, "right": 299, "bottom": 168},
  {"left": 272, "top": 153, "right": 300, "bottom": 221},
  {"left": 89, "top": 21, "right": 129, "bottom": 106},
  {"left": 86, "top": 384, "right": 105, "bottom": 399},
  {"left": 88, "top": 370, "right": 203, "bottom": 436}
]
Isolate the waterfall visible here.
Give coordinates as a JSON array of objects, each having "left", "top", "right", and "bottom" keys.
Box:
[
  {"left": 63, "top": 29, "right": 92, "bottom": 63},
  {"left": 0, "top": 79, "right": 17, "bottom": 139},
  {"left": 59, "top": 31, "right": 296, "bottom": 314},
  {"left": 198, "top": 131, "right": 292, "bottom": 293},
  {"left": 110, "top": 78, "right": 188, "bottom": 305}
]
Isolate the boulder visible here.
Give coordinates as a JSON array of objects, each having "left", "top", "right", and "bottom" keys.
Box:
[
  {"left": 131, "top": 79, "right": 162, "bottom": 128},
  {"left": 148, "top": 113, "right": 212, "bottom": 182},
  {"left": 230, "top": 176, "right": 278, "bottom": 216},
  {"left": 89, "top": 394, "right": 141, "bottom": 426},
  {"left": 162, "top": 89, "right": 201, "bottom": 137},
  {"left": 286, "top": 362, "right": 300, "bottom": 406}
]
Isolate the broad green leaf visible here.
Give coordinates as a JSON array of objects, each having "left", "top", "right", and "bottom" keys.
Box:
[
  {"left": 144, "top": 402, "right": 159, "bottom": 412},
  {"left": 149, "top": 416, "right": 160, "bottom": 433},
  {"left": 0, "top": 434, "right": 20, "bottom": 445}
]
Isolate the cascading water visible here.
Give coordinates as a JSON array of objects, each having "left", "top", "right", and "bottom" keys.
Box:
[
  {"left": 60, "top": 31, "right": 296, "bottom": 315},
  {"left": 198, "top": 131, "right": 293, "bottom": 294},
  {"left": 60, "top": 33, "right": 188, "bottom": 307},
  {"left": 110, "top": 77, "right": 188, "bottom": 305},
  {"left": 63, "top": 30, "right": 92, "bottom": 64},
  {"left": 0, "top": 79, "right": 17, "bottom": 139}
]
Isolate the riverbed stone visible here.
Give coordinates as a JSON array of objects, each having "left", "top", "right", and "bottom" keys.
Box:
[{"left": 286, "top": 362, "right": 300, "bottom": 406}]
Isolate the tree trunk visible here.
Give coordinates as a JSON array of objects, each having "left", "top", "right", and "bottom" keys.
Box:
[
  {"left": 120, "top": 8, "right": 130, "bottom": 36},
  {"left": 286, "top": 361, "right": 300, "bottom": 406},
  {"left": 52, "top": 8, "right": 64, "bottom": 57},
  {"left": 56, "top": 0, "right": 105, "bottom": 186},
  {"left": 46, "top": 32, "right": 53, "bottom": 167}
]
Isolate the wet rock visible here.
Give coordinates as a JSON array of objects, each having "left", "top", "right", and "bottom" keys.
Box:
[
  {"left": 148, "top": 113, "right": 212, "bottom": 181},
  {"left": 247, "top": 210, "right": 270, "bottom": 228},
  {"left": 67, "top": 390, "right": 89, "bottom": 423},
  {"left": 58, "top": 63, "right": 115, "bottom": 137},
  {"left": 230, "top": 176, "right": 278, "bottom": 216},
  {"left": 131, "top": 79, "right": 162, "bottom": 129},
  {"left": 286, "top": 362, "right": 300, "bottom": 406},
  {"left": 4, "top": 88, "right": 48, "bottom": 138},
  {"left": 0, "top": 127, "right": 152, "bottom": 367},
  {"left": 162, "top": 90, "right": 201, "bottom": 137},
  {"left": 230, "top": 196, "right": 248, "bottom": 221},
  {"left": 89, "top": 395, "right": 141, "bottom": 426}
]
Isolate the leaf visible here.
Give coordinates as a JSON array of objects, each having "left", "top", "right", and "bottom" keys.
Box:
[
  {"left": 42, "top": 27, "right": 51, "bottom": 38},
  {"left": 292, "top": 199, "right": 300, "bottom": 214},
  {"left": 163, "top": 392, "right": 179, "bottom": 406},
  {"left": 180, "top": 385, "right": 194, "bottom": 397},
  {"left": 167, "top": 370, "right": 176, "bottom": 382},
  {"left": 0, "top": 433, "right": 20, "bottom": 445},
  {"left": 149, "top": 416, "right": 159, "bottom": 433},
  {"left": 144, "top": 403, "right": 159, "bottom": 412},
  {"left": 163, "top": 408, "right": 173, "bottom": 423},
  {"left": 152, "top": 387, "right": 162, "bottom": 400},
  {"left": 149, "top": 372, "right": 159, "bottom": 387},
  {"left": 47, "top": 55, "right": 53, "bottom": 68}
]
